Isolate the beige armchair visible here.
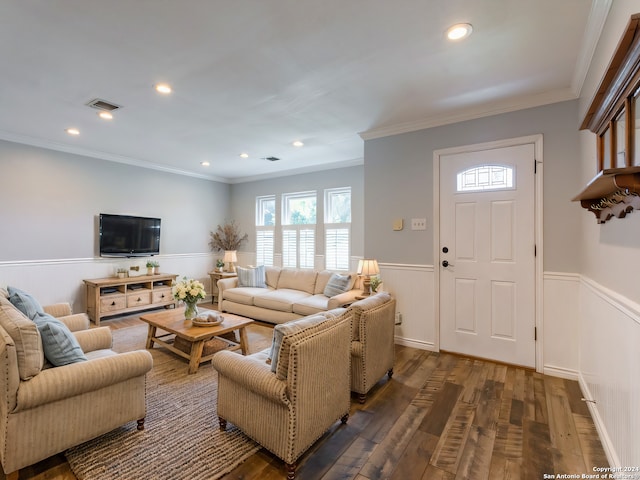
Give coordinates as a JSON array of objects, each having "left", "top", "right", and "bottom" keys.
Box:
[
  {"left": 348, "top": 292, "right": 396, "bottom": 403},
  {"left": 0, "top": 297, "right": 153, "bottom": 480},
  {"left": 212, "top": 310, "right": 352, "bottom": 479}
]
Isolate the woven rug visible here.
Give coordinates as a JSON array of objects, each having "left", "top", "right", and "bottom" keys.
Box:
[{"left": 65, "top": 323, "right": 267, "bottom": 480}]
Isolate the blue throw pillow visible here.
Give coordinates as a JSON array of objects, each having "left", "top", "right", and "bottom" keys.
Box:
[
  {"left": 7, "top": 286, "right": 44, "bottom": 320},
  {"left": 237, "top": 265, "right": 267, "bottom": 288},
  {"left": 323, "top": 273, "right": 351, "bottom": 297},
  {"left": 32, "top": 312, "right": 87, "bottom": 366}
]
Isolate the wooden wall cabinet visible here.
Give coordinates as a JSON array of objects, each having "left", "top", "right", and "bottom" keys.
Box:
[
  {"left": 84, "top": 273, "right": 178, "bottom": 325},
  {"left": 575, "top": 13, "right": 640, "bottom": 223}
]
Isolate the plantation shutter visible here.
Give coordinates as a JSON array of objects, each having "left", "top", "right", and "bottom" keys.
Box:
[
  {"left": 325, "top": 226, "right": 349, "bottom": 271},
  {"left": 299, "top": 228, "right": 315, "bottom": 269},
  {"left": 282, "top": 229, "right": 297, "bottom": 268},
  {"left": 256, "top": 228, "right": 274, "bottom": 266}
]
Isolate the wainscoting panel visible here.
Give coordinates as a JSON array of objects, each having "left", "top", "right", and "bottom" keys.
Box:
[
  {"left": 0, "top": 253, "right": 215, "bottom": 314},
  {"left": 379, "top": 263, "right": 435, "bottom": 351},
  {"left": 578, "top": 277, "right": 640, "bottom": 470},
  {"left": 542, "top": 272, "right": 580, "bottom": 379}
]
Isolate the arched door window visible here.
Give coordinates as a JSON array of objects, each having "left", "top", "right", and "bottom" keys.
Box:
[{"left": 456, "top": 165, "right": 514, "bottom": 192}]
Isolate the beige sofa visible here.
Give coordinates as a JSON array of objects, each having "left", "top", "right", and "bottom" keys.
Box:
[
  {"left": 218, "top": 266, "right": 362, "bottom": 324},
  {"left": 0, "top": 293, "right": 153, "bottom": 480},
  {"left": 213, "top": 308, "right": 352, "bottom": 479}
]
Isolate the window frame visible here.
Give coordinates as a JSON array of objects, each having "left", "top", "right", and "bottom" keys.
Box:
[
  {"left": 255, "top": 195, "right": 275, "bottom": 266},
  {"left": 324, "top": 187, "right": 351, "bottom": 271},
  {"left": 281, "top": 191, "right": 316, "bottom": 268}
]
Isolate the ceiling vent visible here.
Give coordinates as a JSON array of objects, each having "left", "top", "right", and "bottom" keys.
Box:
[
  {"left": 86, "top": 98, "right": 122, "bottom": 112},
  {"left": 264, "top": 156, "right": 280, "bottom": 162}
]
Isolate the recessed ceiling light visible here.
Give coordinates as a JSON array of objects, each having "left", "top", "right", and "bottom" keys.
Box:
[
  {"left": 98, "top": 111, "right": 113, "bottom": 120},
  {"left": 65, "top": 128, "right": 80, "bottom": 136},
  {"left": 446, "top": 23, "right": 473, "bottom": 41},
  {"left": 155, "top": 84, "right": 172, "bottom": 94},
  {"left": 292, "top": 140, "right": 304, "bottom": 147},
  {"left": 239, "top": 153, "right": 249, "bottom": 159},
  {"left": 200, "top": 161, "right": 210, "bottom": 167}
]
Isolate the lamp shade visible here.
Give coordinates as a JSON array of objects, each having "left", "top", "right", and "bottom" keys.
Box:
[
  {"left": 223, "top": 250, "right": 238, "bottom": 263},
  {"left": 357, "top": 259, "right": 379, "bottom": 276}
]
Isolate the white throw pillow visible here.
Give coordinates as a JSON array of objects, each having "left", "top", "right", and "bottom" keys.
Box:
[
  {"left": 323, "top": 273, "right": 351, "bottom": 297},
  {"left": 236, "top": 265, "right": 267, "bottom": 288}
]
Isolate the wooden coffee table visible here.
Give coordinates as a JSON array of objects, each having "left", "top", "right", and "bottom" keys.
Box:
[{"left": 140, "top": 308, "right": 254, "bottom": 374}]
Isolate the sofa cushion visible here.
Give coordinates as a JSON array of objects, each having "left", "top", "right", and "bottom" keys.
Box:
[
  {"left": 0, "top": 297, "right": 44, "bottom": 380},
  {"left": 268, "top": 313, "right": 328, "bottom": 376},
  {"left": 292, "top": 294, "right": 331, "bottom": 316},
  {"left": 7, "top": 286, "right": 44, "bottom": 320},
  {"left": 314, "top": 270, "right": 334, "bottom": 295},
  {"left": 348, "top": 292, "right": 392, "bottom": 340},
  {"left": 253, "top": 289, "right": 310, "bottom": 313},
  {"left": 264, "top": 266, "right": 282, "bottom": 289},
  {"left": 277, "top": 269, "right": 318, "bottom": 294},
  {"left": 323, "top": 273, "right": 352, "bottom": 297},
  {"left": 32, "top": 312, "right": 88, "bottom": 366},
  {"left": 237, "top": 265, "right": 267, "bottom": 288},
  {"left": 223, "top": 287, "right": 270, "bottom": 306}
]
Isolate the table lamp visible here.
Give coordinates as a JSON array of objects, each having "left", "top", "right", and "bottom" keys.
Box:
[
  {"left": 223, "top": 250, "right": 238, "bottom": 273},
  {"left": 357, "top": 259, "right": 380, "bottom": 296}
]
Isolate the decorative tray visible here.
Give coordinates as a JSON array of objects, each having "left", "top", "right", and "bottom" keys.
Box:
[{"left": 192, "top": 317, "right": 223, "bottom": 327}]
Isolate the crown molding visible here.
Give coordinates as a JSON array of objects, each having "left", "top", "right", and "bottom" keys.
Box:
[
  {"left": 227, "top": 157, "right": 364, "bottom": 184},
  {"left": 0, "top": 129, "right": 229, "bottom": 183},
  {"left": 571, "top": 0, "right": 613, "bottom": 97},
  {"left": 0, "top": 129, "right": 362, "bottom": 184},
  {"left": 359, "top": 88, "right": 577, "bottom": 141}
]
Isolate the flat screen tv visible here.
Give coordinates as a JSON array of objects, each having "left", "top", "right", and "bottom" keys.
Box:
[{"left": 99, "top": 214, "right": 161, "bottom": 257}]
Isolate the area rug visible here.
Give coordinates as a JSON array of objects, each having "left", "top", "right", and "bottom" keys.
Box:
[{"left": 65, "top": 324, "right": 262, "bottom": 480}]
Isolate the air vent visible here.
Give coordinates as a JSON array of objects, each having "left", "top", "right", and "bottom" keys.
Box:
[
  {"left": 264, "top": 156, "right": 280, "bottom": 162},
  {"left": 86, "top": 98, "right": 121, "bottom": 112}
]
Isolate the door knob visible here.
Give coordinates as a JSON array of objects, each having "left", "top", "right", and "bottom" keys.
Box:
[{"left": 442, "top": 260, "right": 454, "bottom": 267}]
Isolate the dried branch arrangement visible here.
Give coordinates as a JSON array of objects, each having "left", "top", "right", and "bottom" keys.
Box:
[{"left": 209, "top": 221, "right": 248, "bottom": 251}]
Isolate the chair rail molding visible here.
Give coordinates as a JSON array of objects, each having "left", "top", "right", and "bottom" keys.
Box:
[{"left": 0, "top": 253, "right": 216, "bottom": 312}]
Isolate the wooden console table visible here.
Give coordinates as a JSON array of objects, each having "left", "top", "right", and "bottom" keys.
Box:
[{"left": 84, "top": 273, "right": 178, "bottom": 325}]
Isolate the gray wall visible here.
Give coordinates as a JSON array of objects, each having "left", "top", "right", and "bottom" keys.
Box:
[
  {"left": 229, "top": 165, "right": 364, "bottom": 259},
  {"left": 0, "top": 140, "right": 230, "bottom": 261},
  {"left": 577, "top": 0, "right": 640, "bottom": 303},
  {"left": 364, "top": 100, "right": 581, "bottom": 271}
]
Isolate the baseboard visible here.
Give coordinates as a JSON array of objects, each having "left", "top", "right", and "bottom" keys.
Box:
[
  {"left": 542, "top": 365, "right": 579, "bottom": 380},
  {"left": 578, "top": 372, "right": 621, "bottom": 468},
  {"left": 394, "top": 336, "right": 437, "bottom": 352}
]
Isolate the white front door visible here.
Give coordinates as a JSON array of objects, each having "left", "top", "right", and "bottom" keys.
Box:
[{"left": 439, "top": 143, "right": 536, "bottom": 367}]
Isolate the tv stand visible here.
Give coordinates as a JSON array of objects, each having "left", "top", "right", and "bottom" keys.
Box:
[{"left": 83, "top": 273, "right": 178, "bottom": 325}]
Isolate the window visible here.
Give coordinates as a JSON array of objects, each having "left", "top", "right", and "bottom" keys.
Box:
[
  {"left": 324, "top": 187, "right": 351, "bottom": 270},
  {"left": 256, "top": 195, "right": 275, "bottom": 266},
  {"left": 282, "top": 191, "right": 316, "bottom": 268},
  {"left": 456, "top": 165, "right": 514, "bottom": 192}
]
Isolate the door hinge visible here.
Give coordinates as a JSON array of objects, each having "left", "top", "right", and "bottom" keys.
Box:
[
  {"left": 534, "top": 327, "right": 537, "bottom": 341},
  {"left": 534, "top": 244, "right": 537, "bottom": 256},
  {"left": 534, "top": 159, "right": 538, "bottom": 174}
]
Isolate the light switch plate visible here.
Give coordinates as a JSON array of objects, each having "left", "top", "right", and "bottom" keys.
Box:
[
  {"left": 393, "top": 218, "right": 404, "bottom": 231},
  {"left": 411, "top": 218, "right": 427, "bottom": 230}
]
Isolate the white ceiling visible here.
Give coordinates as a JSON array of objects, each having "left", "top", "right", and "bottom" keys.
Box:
[{"left": 0, "top": 1, "right": 605, "bottom": 183}]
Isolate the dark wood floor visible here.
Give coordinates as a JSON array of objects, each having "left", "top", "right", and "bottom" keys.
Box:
[{"left": 7, "top": 308, "right": 607, "bottom": 480}]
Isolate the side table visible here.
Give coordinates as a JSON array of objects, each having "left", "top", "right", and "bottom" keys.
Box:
[{"left": 209, "top": 271, "right": 237, "bottom": 304}]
